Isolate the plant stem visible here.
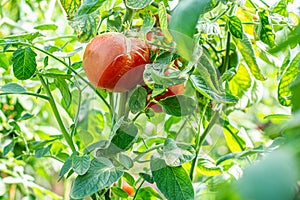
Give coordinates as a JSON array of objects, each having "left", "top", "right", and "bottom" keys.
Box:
[
  {"left": 132, "top": 180, "right": 145, "bottom": 200},
  {"left": 121, "top": 1, "right": 134, "bottom": 32},
  {"left": 133, "top": 144, "right": 164, "bottom": 162},
  {"left": 0, "top": 92, "right": 49, "bottom": 100},
  {"left": 33, "top": 45, "right": 112, "bottom": 116},
  {"left": 118, "top": 92, "right": 129, "bottom": 120},
  {"left": 38, "top": 74, "right": 76, "bottom": 152},
  {"left": 223, "top": 30, "right": 231, "bottom": 73},
  {"left": 190, "top": 107, "right": 220, "bottom": 181}
]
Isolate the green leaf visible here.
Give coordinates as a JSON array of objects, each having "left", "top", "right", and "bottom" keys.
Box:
[
  {"left": 69, "top": 12, "right": 100, "bottom": 42},
  {"left": 0, "top": 83, "right": 26, "bottom": 94},
  {"left": 72, "top": 155, "right": 91, "bottom": 175},
  {"left": 129, "top": 86, "right": 147, "bottom": 113},
  {"left": 291, "top": 75, "right": 300, "bottom": 112},
  {"left": 229, "top": 64, "right": 252, "bottom": 97},
  {"left": 123, "top": 172, "right": 135, "bottom": 186},
  {"left": 270, "top": 24, "right": 300, "bottom": 53},
  {"left": 229, "top": 16, "right": 243, "bottom": 39},
  {"left": 11, "top": 47, "right": 37, "bottom": 80},
  {"left": 34, "top": 24, "right": 58, "bottom": 31},
  {"left": 77, "top": 0, "right": 106, "bottom": 15},
  {"left": 54, "top": 78, "right": 72, "bottom": 108},
  {"left": 18, "top": 113, "right": 34, "bottom": 121},
  {"left": 111, "top": 187, "right": 129, "bottom": 198},
  {"left": 135, "top": 187, "right": 163, "bottom": 200},
  {"left": 59, "top": 0, "right": 81, "bottom": 19},
  {"left": 35, "top": 144, "right": 52, "bottom": 158},
  {"left": 164, "top": 116, "right": 181, "bottom": 133},
  {"left": 159, "top": 95, "right": 196, "bottom": 116},
  {"left": 158, "top": 2, "right": 172, "bottom": 42},
  {"left": 271, "top": 0, "right": 288, "bottom": 17},
  {"left": 95, "top": 122, "right": 138, "bottom": 156},
  {"left": 0, "top": 53, "right": 9, "bottom": 70},
  {"left": 163, "top": 138, "right": 195, "bottom": 166},
  {"left": 119, "top": 154, "right": 133, "bottom": 170},
  {"left": 139, "top": 173, "right": 154, "bottom": 184},
  {"left": 198, "top": 155, "right": 222, "bottom": 176},
  {"left": 59, "top": 152, "right": 79, "bottom": 179},
  {"left": 126, "top": 0, "right": 153, "bottom": 9},
  {"left": 151, "top": 157, "right": 194, "bottom": 200},
  {"left": 278, "top": 52, "right": 300, "bottom": 106},
  {"left": 77, "top": 109, "right": 105, "bottom": 146},
  {"left": 140, "top": 12, "right": 156, "bottom": 36},
  {"left": 223, "top": 121, "right": 246, "bottom": 152},
  {"left": 234, "top": 34, "right": 266, "bottom": 80},
  {"left": 70, "top": 157, "right": 123, "bottom": 199},
  {"left": 169, "top": 0, "right": 219, "bottom": 60},
  {"left": 258, "top": 10, "right": 275, "bottom": 47},
  {"left": 3, "top": 140, "right": 15, "bottom": 156},
  {"left": 190, "top": 75, "right": 238, "bottom": 103},
  {"left": 191, "top": 48, "right": 238, "bottom": 103}
]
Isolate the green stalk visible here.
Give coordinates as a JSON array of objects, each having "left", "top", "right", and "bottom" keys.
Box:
[
  {"left": 189, "top": 107, "right": 219, "bottom": 181},
  {"left": 133, "top": 144, "right": 164, "bottom": 162},
  {"left": 38, "top": 74, "right": 76, "bottom": 152},
  {"left": 121, "top": 1, "right": 134, "bottom": 32},
  {"left": 223, "top": 30, "right": 231, "bottom": 73},
  {"left": 32, "top": 45, "right": 112, "bottom": 117},
  {"left": 0, "top": 92, "right": 49, "bottom": 100},
  {"left": 132, "top": 180, "right": 145, "bottom": 200},
  {"left": 118, "top": 92, "right": 129, "bottom": 120}
]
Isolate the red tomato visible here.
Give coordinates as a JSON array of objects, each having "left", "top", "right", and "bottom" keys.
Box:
[
  {"left": 83, "top": 32, "right": 150, "bottom": 92},
  {"left": 122, "top": 181, "right": 134, "bottom": 196},
  {"left": 148, "top": 83, "right": 185, "bottom": 113}
]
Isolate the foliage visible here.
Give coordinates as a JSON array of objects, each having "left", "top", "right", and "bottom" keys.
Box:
[{"left": 1, "top": 0, "right": 300, "bottom": 199}]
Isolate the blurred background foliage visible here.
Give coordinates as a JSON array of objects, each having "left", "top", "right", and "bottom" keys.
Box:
[{"left": 1, "top": 0, "right": 300, "bottom": 199}]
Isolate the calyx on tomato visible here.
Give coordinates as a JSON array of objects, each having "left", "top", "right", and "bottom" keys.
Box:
[{"left": 83, "top": 32, "right": 150, "bottom": 92}]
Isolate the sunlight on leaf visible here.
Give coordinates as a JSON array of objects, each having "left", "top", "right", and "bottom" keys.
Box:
[
  {"left": 278, "top": 52, "right": 300, "bottom": 106},
  {"left": 234, "top": 34, "right": 266, "bottom": 81},
  {"left": 229, "top": 64, "right": 251, "bottom": 97}
]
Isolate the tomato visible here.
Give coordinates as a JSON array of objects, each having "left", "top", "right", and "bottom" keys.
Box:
[
  {"left": 148, "top": 83, "right": 185, "bottom": 113},
  {"left": 122, "top": 181, "right": 134, "bottom": 196},
  {"left": 83, "top": 32, "right": 150, "bottom": 92}
]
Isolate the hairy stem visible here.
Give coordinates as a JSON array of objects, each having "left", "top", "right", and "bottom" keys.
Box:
[{"left": 38, "top": 74, "right": 76, "bottom": 152}]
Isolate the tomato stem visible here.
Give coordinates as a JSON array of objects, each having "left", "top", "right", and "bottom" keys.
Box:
[
  {"left": 38, "top": 74, "right": 77, "bottom": 152},
  {"left": 117, "top": 92, "right": 129, "bottom": 120},
  {"left": 121, "top": 1, "right": 134, "bottom": 32},
  {"left": 189, "top": 104, "right": 220, "bottom": 181}
]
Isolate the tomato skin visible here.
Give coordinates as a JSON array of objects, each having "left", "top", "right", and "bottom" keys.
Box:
[
  {"left": 83, "top": 32, "right": 150, "bottom": 92},
  {"left": 148, "top": 83, "right": 184, "bottom": 113}
]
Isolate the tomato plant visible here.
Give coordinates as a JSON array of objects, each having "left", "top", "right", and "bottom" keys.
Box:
[{"left": 1, "top": 0, "right": 300, "bottom": 200}]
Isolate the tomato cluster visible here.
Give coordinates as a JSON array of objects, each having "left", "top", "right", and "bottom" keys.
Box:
[{"left": 83, "top": 32, "right": 184, "bottom": 112}]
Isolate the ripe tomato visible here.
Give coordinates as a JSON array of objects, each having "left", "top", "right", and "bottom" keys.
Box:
[
  {"left": 148, "top": 83, "right": 185, "bottom": 113},
  {"left": 122, "top": 181, "right": 134, "bottom": 196},
  {"left": 83, "top": 32, "right": 150, "bottom": 92}
]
